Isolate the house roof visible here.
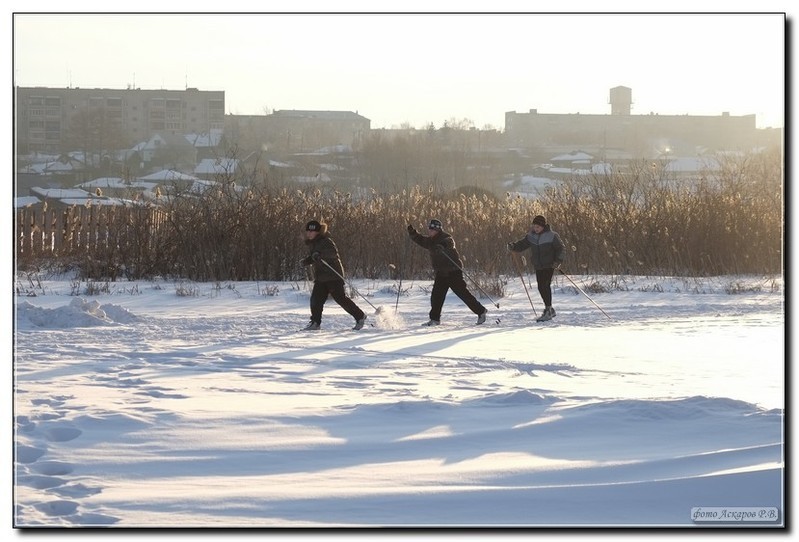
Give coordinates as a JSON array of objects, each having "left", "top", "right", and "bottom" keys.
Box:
[
  {"left": 31, "top": 187, "right": 92, "bottom": 199},
  {"left": 77, "top": 177, "right": 159, "bottom": 190},
  {"left": 185, "top": 129, "right": 223, "bottom": 148},
  {"left": 142, "top": 133, "right": 194, "bottom": 150},
  {"left": 194, "top": 158, "right": 238, "bottom": 175},
  {"left": 137, "top": 169, "right": 199, "bottom": 182},
  {"left": 77, "top": 177, "right": 127, "bottom": 189},
  {"left": 14, "top": 196, "right": 41, "bottom": 208},
  {"left": 664, "top": 157, "right": 721, "bottom": 173},
  {"left": 59, "top": 198, "right": 129, "bottom": 207},
  {"left": 270, "top": 110, "right": 369, "bottom": 121},
  {"left": 551, "top": 151, "right": 594, "bottom": 161}
]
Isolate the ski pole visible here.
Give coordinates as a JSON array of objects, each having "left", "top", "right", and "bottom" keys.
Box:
[
  {"left": 319, "top": 258, "right": 383, "bottom": 313},
  {"left": 395, "top": 235, "right": 410, "bottom": 311},
  {"left": 439, "top": 249, "right": 500, "bottom": 309},
  {"left": 394, "top": 266, "right": 402, "bottom": 311},
  {"left": 510, "top": 251, "right": 537, "bottom": 317},
  {"left": 558, "top": 269, "right": 612, "bottom": 320}
]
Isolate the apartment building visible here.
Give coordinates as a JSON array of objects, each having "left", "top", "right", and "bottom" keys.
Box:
[{"left": 16, "top": 86, "right": 225, "bottom": 154}]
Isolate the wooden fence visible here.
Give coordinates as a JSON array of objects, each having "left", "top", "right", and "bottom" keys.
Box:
[{"left": 16, "top": 205, "right": 168, "bottom": 259}]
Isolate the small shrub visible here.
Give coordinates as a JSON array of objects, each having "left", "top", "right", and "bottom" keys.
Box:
[
  {"left": 175, "top": 282, "right": 199, "bottom": 297},
  {"left": 724, "top": 281, "right": 763, "bottom": 295},
  {"left": 259, "top": 284, "right": 280, "bottom": 296}
]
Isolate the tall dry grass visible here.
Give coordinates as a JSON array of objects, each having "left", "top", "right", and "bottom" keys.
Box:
[{"left": 30, "top": 150, "right": 782, "bottom": 281}]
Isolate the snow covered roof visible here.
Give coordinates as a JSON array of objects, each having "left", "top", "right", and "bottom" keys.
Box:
[
  {"left": 14, "top": 196, "right": 41, "bottom": 208},
  {"left": 77, "top": 178, "right": 160, "bottom": 191},
  {"left": 58, "top": 198, "right": 128, "bottom": 207},
  {"left": 138, "top": 169, "right": 199, "bottom": 182},
  {"left": 20, "top": 160, "right": 80, "bottom": 174},
  {"left": 268, "top": 160, "right": 292, "bottom": 168},
  {"left": 551, "top": 151, "right": 594, "bottom": 161},
  {"left": 664, "top": 157, "right": 721, "bottom": 173},
  {"left": 142, "top": 133, "right": 194, "bottom": 150},
  {"left": 294, "top": 173, "right": 331, "bottom": 184},
  {"left": 31, "top": 187, "right": 92, "bottom": 199},
  {"left": 77, "top": 177, "right": 127, "bottom": 189},
  {"left": 185, "top": 129, "right": 223, "bottom": 148},
  {"left": 194, "top": 158, "right": 238, "bottom": 176}
]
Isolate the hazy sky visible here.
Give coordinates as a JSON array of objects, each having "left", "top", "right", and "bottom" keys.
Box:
[{"left": 12, "top": 11, "right": 786, "bottom": 130}]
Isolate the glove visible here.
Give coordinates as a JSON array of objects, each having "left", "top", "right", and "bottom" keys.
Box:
[
  {"left": 311, "top": 252, "right": 321, "bottom": 262},
  {"left": 434, "top": 244, "right": 444, "bottom": 252},
  {"left": 407, "top": 224, "right": 416, "bottom": 235},
  {"left": 553, "top": 261, "right": 561, "bottom": 269},
  {"left": 506, "top": 242, "right": 513, "bottom": 252}
]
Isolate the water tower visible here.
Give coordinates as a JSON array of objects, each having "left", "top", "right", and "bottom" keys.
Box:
[{"left": 609, "top": 86, "right": 632, "bottom": 115}]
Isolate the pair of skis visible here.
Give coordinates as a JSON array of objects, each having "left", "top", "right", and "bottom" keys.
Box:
[{"left": 509, "top": 252, "right": 611, "bottom": 321}]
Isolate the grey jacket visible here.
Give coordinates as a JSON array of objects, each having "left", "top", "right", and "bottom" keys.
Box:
[{"left": 509, "top": 225, "right": 565, "bottom": 270}]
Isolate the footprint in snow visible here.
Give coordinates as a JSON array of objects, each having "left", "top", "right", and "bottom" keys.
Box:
[
  {"left": 16, "top": 444, "right": 46, "bottom": 464},
  {"left": 34, "top": 500, "right": 79, "bottom": 517},
  {"left": 31, "top": 461, "right": 73, "bottom": 476},
  {"left": 44, "top": 426, "right": 82, "bottom": 442}
]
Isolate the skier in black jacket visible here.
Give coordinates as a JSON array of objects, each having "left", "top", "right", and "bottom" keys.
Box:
[
  {"left": 300, "top": 220, "right": 366, "bottom": 331},
  {"left": 407, "top": 218, "right": 487, "bottom": 326}
]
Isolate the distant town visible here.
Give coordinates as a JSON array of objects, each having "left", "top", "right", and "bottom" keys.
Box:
[{"left": 15, "top": 84, "right": 782, "bottom": 209}]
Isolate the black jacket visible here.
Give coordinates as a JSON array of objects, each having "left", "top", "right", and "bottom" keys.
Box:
[
  {"left": 302, "top": 223, "right": 346, "bottom": 282},
  {"left": 409, "top": 228, "right": 463, "bottom": 277}
]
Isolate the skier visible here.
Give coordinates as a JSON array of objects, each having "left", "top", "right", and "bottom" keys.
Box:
[
  {"left": 507, "top": 215, "right": 565, "bottom": 322},
  {"left": 300, "top": 220, "right": 367, "bottom": 331},
  {"left": 407, "top": 218, "right": 487, "bottom": 326}
]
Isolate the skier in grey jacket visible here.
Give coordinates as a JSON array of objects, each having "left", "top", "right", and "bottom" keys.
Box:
[{"left": 507, "top": 215, "right": 565, "bottom": 322}]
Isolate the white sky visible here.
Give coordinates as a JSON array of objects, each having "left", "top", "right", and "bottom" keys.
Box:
[{"left": 11, "top": 6, "right": 787, "bottom": 130}]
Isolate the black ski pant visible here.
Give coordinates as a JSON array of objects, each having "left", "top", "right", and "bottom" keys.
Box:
[
  {"left": 429, "top": 271, "right": 486, "bottom": 321},
  {"left": 535, "top": 268, "right": 555, "bottom": 307},
  {"left": 310, "top": 279, "right": 365, "bottom": 324}
]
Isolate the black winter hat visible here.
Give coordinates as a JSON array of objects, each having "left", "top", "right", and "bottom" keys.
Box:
[
  {"left": 428, "top": 219, "right": 443, "bottom": 230},
  {"left": 305, "top": 220, "right": 321, "bottom": 232},
  {"left": 533, "top": 215, "right": 547, "bottom": 227}
]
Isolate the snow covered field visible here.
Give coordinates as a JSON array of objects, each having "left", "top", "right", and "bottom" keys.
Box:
[{"left": 12, "top": 273, "right": 784, "bottom": 529}]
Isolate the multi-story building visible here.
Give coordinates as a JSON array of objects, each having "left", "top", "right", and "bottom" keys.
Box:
[
  {"left": 15, "top": 86, "right": 225, "bottom": 155},
  {"left": 504, "top": 86, "right": 774, "bottom": 161}
]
